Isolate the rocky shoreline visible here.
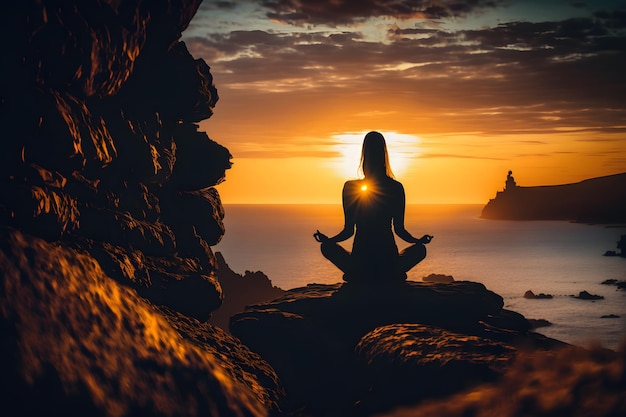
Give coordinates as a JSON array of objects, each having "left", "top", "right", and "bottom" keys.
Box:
[{"left": 1, "top": 2, "right": 624, "bottom": 416}]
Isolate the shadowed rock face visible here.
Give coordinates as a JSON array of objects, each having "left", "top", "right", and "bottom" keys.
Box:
[
  {"left": 355, "top": 323, "right": 516, "bottom": 414},
  {"left": 0, "top": 227, "right": 283, "bottom": 417},
  {"left": 377, "top": 345, "right": 626, "bottom": 417},
  {"left": 209, "top": 252, "right": 286, "bottom": 332},
  {"left": 0, "top": 2, "right": 285, "bottom": 416},
  {"left": 0, "top": 0, "right": 230, "bottom": 320}
]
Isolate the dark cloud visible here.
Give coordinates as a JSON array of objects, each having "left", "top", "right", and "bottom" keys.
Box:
[
  {"left": 184, "top": 1, "right": 626, "bottom": 146},
  {"left": 261, "top": 0, "right": 506, "bottom": 25},
  {"left": 594, "top": 9, "right": 626, "bottom": 28},
  {"left": 199, "top": 1, "right": 239, "bottom": 10}
]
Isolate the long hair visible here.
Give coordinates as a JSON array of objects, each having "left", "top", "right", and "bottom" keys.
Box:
[{"left": 359, "top": 131, "right": 394, "bottom": 179}]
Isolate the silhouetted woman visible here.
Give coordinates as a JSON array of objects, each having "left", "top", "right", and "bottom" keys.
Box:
[{"left": 314, "top": 131, "right": 432, "bottom": 283}]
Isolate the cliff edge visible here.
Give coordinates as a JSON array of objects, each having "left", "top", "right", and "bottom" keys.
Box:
[{"left": 481, "top": 171, "right": 626, "bottom": 223}]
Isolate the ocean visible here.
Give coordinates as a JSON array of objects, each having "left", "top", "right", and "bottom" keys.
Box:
[{"left": 214, "top": 204, "right": 626, "bottom": 350}]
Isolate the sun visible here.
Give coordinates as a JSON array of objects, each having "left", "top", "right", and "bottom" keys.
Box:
[{"left": 328, "top": 131, "right": 421, "bottom": 178}]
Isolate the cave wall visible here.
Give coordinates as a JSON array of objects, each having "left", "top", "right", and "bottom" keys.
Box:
[{"left": 0, "top": 0, "right": 232, "bottom": 320}]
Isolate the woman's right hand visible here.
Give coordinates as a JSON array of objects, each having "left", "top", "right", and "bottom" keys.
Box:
[{"left": 313, "top": 230, "right": 329, "bottom": 243}]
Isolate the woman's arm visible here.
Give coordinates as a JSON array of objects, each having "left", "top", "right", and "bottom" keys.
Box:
[
  {"left": 328, "top": 182, "right": 356, "bottom": 242},
  {"left": 392, "top": 183, "right": 421, "bottom": 244},
  {"left": 393, "top": 187, "right": 434, "bottom": 244},
  {"left": 314, "top": 182, "right": 355, "bottom": 243}
]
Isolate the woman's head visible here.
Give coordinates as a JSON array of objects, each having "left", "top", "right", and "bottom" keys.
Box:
[{"left": 360, "top": 131, "right": 394, "bottom": 179}]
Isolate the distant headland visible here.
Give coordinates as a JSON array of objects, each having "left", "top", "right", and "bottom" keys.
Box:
[{"left": 481, "top": 171, "right": 626, "bottom": 223}]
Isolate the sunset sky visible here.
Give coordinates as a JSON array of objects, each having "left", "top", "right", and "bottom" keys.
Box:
[{"left": 181, "top": 0, "right": 626, "bottom": 204}]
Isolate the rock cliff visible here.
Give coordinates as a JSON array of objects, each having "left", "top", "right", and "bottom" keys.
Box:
[
  {"left": 481, "top": 172, "right": 626, "bottom": 223},
  {"left": 0, "top": 1, "right": 283, "bottom": 416},
  {"left": 0, "top": 0, "right": 229, "bottom": 320},
  {"left": 0, "top": 227, "right": 283, "bottom": 416}
]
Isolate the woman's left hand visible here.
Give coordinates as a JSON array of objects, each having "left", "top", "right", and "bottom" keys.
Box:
[
  {"left": 419, "top": 234, "right": 433, "bottom": 244},
  {"left": 313, "top": 230, "right": 329, "bottom": 242}
]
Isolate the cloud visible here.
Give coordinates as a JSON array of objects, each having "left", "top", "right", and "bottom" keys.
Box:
[
  {"left": 184, "top": 1, "right": 626, "bottom": 158},
  {"left": 261, "top": 0, "right": 506, "bottom": 25}
]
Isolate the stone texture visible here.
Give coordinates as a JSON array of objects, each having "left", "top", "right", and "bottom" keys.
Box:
[
  {"left": 0, "top": 0, "right": 230, "bottom": 320},
  {"left": 354, "top": 323, "right": 516, "bottom": 413},
  {"left": 0, "top": 227, "right": 283, "bottom": 417},
  {"left": 378, "top": 344, "right": 626, "bottom": 417},
  {"left": 230, "top": 281, "right": 560, "bottom": 416}
]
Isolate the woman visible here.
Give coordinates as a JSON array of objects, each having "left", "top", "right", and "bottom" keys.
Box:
[{"left": 313, "top": 131, "right": 432, "bottom": 283}]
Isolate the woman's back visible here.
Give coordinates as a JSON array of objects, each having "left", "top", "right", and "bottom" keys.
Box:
[{"left": 345, "top": 176, "right": 402, "bottom": 257}]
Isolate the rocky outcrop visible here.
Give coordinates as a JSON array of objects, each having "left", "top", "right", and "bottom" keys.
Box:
[
  {"left": 230, "top": 281, "right": 562, "bottom": 416},
  {"left": 422, "top": 273, "right": 455, "bottom": 283},
  {"left": 0, "top": 227, "right": 283, "bottom": 417},
  {"left": 354, "top": 323, "right": 516, "bottom": 414},
  {"left": 572, "top": 290, "right": 604, "bottom": 300},
  {"left": 0, "top": 2, "right": 287, "bottom": 416},
  {"left": 210, "top": 252, "right": 286, "bottom": 332},
  {"left": 3, "top": 3, "right": 622, "bottom": 417},
  {"left": 524, "top": 289, "right": 554, "bottom": 299},
  {"left": 377, "top": 344, "right": 626, "bottom": 417},
  {"left": 481, "top": 172, "right": 626, "bottom": 223},
  {"left": 601, "top": 279, "right": 626, "bottom": 290},
  {"left": 0, "top": 1, "right": 230, "bottom": 319}
]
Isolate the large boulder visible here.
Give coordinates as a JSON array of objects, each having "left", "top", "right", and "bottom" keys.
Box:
[
  {"left": 0, "top": 227, "right": 283, "bottom": 417},
  {"left": 230, "top": 281, "right": 559, "bottom": 415},
  {"left": 377, "top": 344, "right": 626, "bottom": 417},
  {"left": 354, "top": 323, "right": 516, "bottom": 413}
]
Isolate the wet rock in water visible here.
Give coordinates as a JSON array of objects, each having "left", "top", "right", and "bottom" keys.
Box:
[
  {"left": 600, "top": 314, "right": 620, "bottom": 319},
  {"left": 572, "top": 290, "right": 604, "bottom": 300},
  {"left": 524, "top": 289, "right": 554, "bottom": 299},
  {"left": 601, "top": 279, "right": 626, "bottom": 290},
  {"left": 422, "top": 273, "right": 455, "bottom": 283}
]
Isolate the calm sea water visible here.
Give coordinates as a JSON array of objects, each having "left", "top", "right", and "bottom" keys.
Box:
[{"left": 215, "top": 204, "right": 626, "bottom": 349}]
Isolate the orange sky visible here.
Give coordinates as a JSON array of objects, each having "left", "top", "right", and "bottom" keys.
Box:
[{"left": 182, "top": 0, "right": 626, "bottom": 204}]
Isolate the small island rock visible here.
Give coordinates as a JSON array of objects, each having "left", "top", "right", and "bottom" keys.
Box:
[
  {"left": 524, "top": 290, "right": 554, "bottom": 299},
  {"left": 572, "top": 290, "right": 604, "bottom": 300},
  {"left": 422, "top": 273, "right": 455, "bottom": 283}
]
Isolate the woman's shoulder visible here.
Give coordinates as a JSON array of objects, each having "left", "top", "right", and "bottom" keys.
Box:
[
  {"left": 343, "top": 179, "right": 365, "bottom": 189},
  {"left": 382, "top": 177, "right": 404, "bottom": 190}
]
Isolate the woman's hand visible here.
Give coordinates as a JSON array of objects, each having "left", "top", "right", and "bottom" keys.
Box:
[
  {"left": 419, "top": 234, "right": 433, "bottom": 244},
  {"left": 313, "top": 230, "right": 329, "bottom": 243}
]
